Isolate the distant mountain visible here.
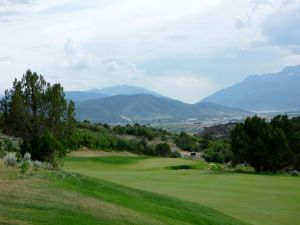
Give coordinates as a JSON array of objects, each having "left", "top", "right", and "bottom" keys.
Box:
[
  {"left": 89, "top": 85, "right": 163, "bottom": 97},
  {"left": 202, "top": 65, "right": 300, "bottom": 112},
  {"left": 65, "top": 85, "right": 163, "bottom": 102},
  {"left": 65, "top": 91, "right": 107, "bottom": 102},
  {"left": 75, "top": 94, "right": 250, "bottom": 123},
  {"left": 192, "top": 102, "right": 248, "bottom": 116}
]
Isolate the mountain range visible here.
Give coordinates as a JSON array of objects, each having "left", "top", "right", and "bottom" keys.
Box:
[
  {"left": 65, "top": 85, "right": 162, "bottom": 102},
  {"left": 202, "top": 65, "right": 300, "bottom": 112},
  {"left": 3, "top": 65, "right": 299, "bottom": 122},
  {"left": 75, "top": 94, "right": 250, "bottom": 123}
]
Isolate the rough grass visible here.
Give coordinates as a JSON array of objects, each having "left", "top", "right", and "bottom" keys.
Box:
[
  {"left": 0, "top": 166, "right": 248, "bottom": 225},
  {"left": 65, "top": 155, "right": 300, "bottom": 225}
]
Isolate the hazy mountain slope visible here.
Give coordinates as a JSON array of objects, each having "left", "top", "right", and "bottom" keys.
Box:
[
  {"left": 75, "top": 94, "right": 250, "bottom": 122},
  {"left": 202, "top": 65, "right": 300, "bottom": 111},
  {"left": 90, "top": 85, "right": 163, "bottom": 97},
  {"left": 65, "top": 91, "right": 107, "bottom": 102},
  {"left": 193, "top": 102, "right": 250, "bottom": 116}
]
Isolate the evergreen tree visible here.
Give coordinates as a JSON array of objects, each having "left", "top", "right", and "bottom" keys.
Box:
[
  {"left": 231, "top": 116, "right": 290, "bottom": 172},
  {"left": 0, "top": 70, "right": 76, "bottom": 165}
]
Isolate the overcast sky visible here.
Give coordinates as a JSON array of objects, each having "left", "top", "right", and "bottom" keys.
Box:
[{"left": 0, "top": 0, "right": 300, "bottom": 103}]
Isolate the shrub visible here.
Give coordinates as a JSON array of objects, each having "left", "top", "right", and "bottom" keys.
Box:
[
  {"left": 20, "top": 160, "right": 30, "bottom": 174},
  {"left": 174, "top": 132, "right": 201, "bottom": 152},
  {"left": 22, "top": 131, "right": 64, "bottom": 167},
  {"left": 3, "top": 152, "right": 18, "bottom": 167},
  {"left": 171, "top": 150, "right": 181, "bottom": 158},
  {"left": 23, "top": 152, "right": 31, "bottom": 161},
  {"left": 209, "top": 163, "right": 223, "bottom": 171},
  {"left": 203, "top": 141, "right": 232, "bottom": 163},
  {"left": 290, "top": 170, "right": 300, "bottom": 176},
  {"left": 33, "top": 160, "right": 43, "bottom": 168},
  {"left": 32, "top": 160, "right": 52, "bottom": 169},
  {"left": 155, "top": 143, "right": 172, "bottom": 157}
]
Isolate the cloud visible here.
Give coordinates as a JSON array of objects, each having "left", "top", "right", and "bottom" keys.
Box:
[
  {"left": 0, "top": 56, "right": 14, "bottom": 64},
  {"left": 102, "top": 59, "right": 142, "bottom": 74},
  {"left": 0, "top": 0, "right": 300, "bottom": 103},
  {"left": 0, "top": 0, "right": 70, "bottom": 21},
  {"left": 0, "top": 0, "right": 31, "bottom": 5},
  {"left": 62, "top": 39, "right": 93, "bottom": 70},
  {"left": 262, "top": 4, "right": 300, "bottom": 47}
]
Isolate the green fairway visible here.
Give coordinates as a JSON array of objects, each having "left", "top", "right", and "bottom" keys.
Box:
[
  {"left": 65, "top": 155, "right": 300, "bottom": 225},
  {"left": 0, "top": 167, "right": 248, "bottom": 225}
]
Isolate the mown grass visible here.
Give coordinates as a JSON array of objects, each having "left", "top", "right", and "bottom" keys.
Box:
[
  {"left": 0, "top": 166, "right": 248, "bottom": 225},
  {"left": 64, "top": 155, "right": 300, "bottom": 225}
]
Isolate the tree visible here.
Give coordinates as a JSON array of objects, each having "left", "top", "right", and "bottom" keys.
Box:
[
  {"left": 155, "top": 143, "right": 171, "bottom": 157},
  {"left": 203, "top": 141, "right": 232, "bottom": 163},
  {"left": 0, "top": 70, "right": 76, "bottom": 165},
  {"left": 231, "top": 116, "right": 291, "bottom": 172},
  {"left": 174, "top": 132, "right": 201, "bottom": 152}
]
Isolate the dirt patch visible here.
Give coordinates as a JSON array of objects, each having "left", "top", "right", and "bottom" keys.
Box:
[{"left": 67, "top": 148, "right": 138, "bottom": 157}]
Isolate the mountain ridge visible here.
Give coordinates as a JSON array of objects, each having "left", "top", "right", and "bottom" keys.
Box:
[
  {"left": 65, "top": 85, "right": 164, "bottom": 102},
  {"left": 75, "top": 94, "right": 251, "bottom": 123},
  {"left": 202, "top": 64, "right": 300, "bottom": 112}
]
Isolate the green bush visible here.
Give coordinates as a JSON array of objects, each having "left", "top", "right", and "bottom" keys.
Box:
[
  {"left": 203, "top": 141, "right": 232, "bottom": 163},
  {"left": 112, "top": 123, "right": 169, "bottom": 141},
  {"left": 155, "top": 143, "right": 172, "bottom": 157},
  {"left": 174, "top": 132, "right": 202, "bottom": 152},
  {"left": 22, "top": 132, "right": 63, "bottom": 168},
  {"left": 20, "top": 160, "right": 30, "bottom": 174}
]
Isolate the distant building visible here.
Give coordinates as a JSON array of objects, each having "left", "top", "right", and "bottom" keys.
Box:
[
  {"left": 191, "top": 152, "right": 197, "bottom": 157},
  {"left": 180, "top": 151, "right": 201, "bottom": 159},
  {"left": 191, "top": 152, "right": 201, "bottom": 157}
]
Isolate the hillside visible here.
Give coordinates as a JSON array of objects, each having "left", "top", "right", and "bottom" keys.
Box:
[
  {"left": 75, "top": 94, "right": 250, "bottom": 122},
  {"left": 202, "top": 65, "right": 300, "bottom": 112},
  {"left": 65, "top": 91, "right": 107, "bottom": 102}
]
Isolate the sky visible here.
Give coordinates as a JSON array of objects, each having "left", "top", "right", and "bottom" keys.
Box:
[{"left": 0, "top": 0, "right": 300, "bottom": 103}]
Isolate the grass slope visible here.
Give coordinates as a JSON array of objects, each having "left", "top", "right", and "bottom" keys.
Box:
[
  {"left": 0, "top": 166, "right": 248, "bottom": 225},
  {"left": 65, "top": 156, "right": 300, "bottom": 225}
]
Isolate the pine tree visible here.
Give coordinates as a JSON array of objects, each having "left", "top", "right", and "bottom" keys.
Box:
[{"left": 0, "top": 70, "right": 76, "bottom": 165}]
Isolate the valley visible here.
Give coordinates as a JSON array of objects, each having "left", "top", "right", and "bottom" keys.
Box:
[{"left": 1, "top": 2, "right": 300, "bottom": 225}]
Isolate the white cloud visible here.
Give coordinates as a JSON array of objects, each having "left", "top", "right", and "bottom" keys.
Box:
[{"left": 62, "top": 39, "right": 93, "bottom": 69}]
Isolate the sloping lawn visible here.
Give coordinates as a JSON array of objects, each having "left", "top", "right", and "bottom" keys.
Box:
[
  {"left": 0, "top": 166, "right": 248, "bottom": 225},
  {"left": 65, "top": 155, "right": 300, "bottom": 225}
]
